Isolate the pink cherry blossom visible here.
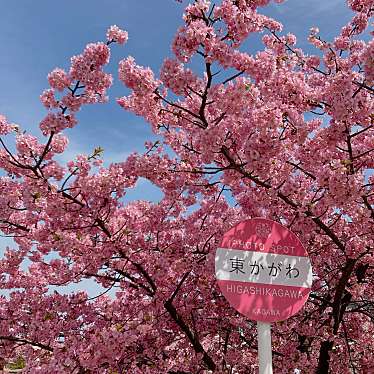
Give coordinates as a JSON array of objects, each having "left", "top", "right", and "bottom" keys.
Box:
[
  {"left": 0, "top": 114, "right": 13, "bottom": 135},
  {"left": 50, "top": 133, "right": 69, "bottom": 154},
  {"left": 106, "top": 25, "right": 128, "bottom": 45},
  {"left": 160, "top": 58, "right": 202, "bottom": 95},
  {"left": 39, "top": 112, "right": 77, "bottom": 135},
  {"left": 118, "top": 56, "right": 160, "bottom": 94},
  {"left": 362, "top": 38, "right": 374, "bottom": 83},
  {"left": 40, "top": 89, "right": 59, "bottom": 109},
  {"left": 47, "top": 68, "right": 71, "bottom": 91}
]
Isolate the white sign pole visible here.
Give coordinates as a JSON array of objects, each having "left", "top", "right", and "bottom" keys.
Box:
[{"left": 257, "top": 322, "right": 273, "bottom": 374}]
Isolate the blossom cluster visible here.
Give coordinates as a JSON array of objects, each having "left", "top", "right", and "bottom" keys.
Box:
[{"left": 38, "top": 25, "right": 127, "bottom": 136}]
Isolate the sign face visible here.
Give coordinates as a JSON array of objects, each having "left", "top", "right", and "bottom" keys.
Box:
[{"left": 215, "top": 218, "right": 312, "bottom": 322}]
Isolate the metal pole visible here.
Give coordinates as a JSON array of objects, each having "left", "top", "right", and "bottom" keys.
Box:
[{"left": 257, "top": 322, "right": 273, "bottom": 374}]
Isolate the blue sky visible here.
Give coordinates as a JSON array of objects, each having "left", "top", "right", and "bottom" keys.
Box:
[{"left": 0, "top": 0, "right": 354, "bottom": 295}]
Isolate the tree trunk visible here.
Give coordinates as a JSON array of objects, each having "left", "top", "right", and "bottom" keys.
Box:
[{"left": 316, "top": 340, "right": 334, "bottom": 374}]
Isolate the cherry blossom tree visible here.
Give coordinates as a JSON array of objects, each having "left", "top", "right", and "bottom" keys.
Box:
[{"left": 0, "top": 1, "right": 373, "bottom": 373}]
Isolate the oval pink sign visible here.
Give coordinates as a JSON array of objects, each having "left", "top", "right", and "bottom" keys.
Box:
[{"left": 215, "top": 218, "right": 312, "bottom": 322}]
